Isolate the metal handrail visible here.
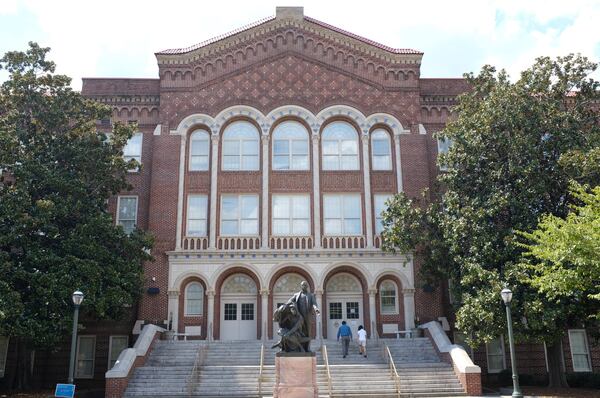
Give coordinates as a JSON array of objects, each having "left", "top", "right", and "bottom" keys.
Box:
[
  {"left": 186, "top": 343, "right": 207, "bottom": 397},
  {"left": 321, "top": 344, "right": 333, "bottom": 398},
  {"left": 258, "top": 344, "right": 265, "bottom": 397},
  {"left": 383, "top": 344, "right": 401, "bottom": 398}
]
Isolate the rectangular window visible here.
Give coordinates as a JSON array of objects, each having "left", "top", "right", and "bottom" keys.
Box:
[
  {"left": 190, "top": 134, "right": 209, "bottom": 170},
  {"left": 329, "top": 302, "right": 342, "bottom": 320},
  {"left": 486, "top": 336, "right": 506, "bottom": 373},
  {"left": 0, "top": 336, "right": 8, "bottom": 378},
  {"left": 224, "top": 303, "right": 237, "bottom": 321},
  {"left": 187, "top": 195, "right": 208, "bottom": 236},
  {"left": 323, "top": 194, "right": 361, "bottom": 235},
  {"left": 123, "top": 132, "right": 143, "bottom": 166},
  {"left": 568, "top": 329, "right": 592, "bottom": 372},
  {"left": 108, "top": 336, "right": 128, "bottom": 369},
  {"left": 241, "top": 303, "right": 254, "bottom": 320},
  {"left": 117, "top": 196, "right": 138, "bottom": 234},
  {"left": 76, "top": 336, "right": 96, "bottom": 379},
  {"left": 374, "top": 194, "right": 392, "bottom": 234},
  {"left": 346, "top": 302, "right": 360, "bottom": 319},
  {"left": 437, "top": 137, "right": 453, "bottom": 171},
  {"left": 220, "top": 195, "right": 259, "bottom": 236},
  {"left": 272, "top": 195, "right": 310, "bottom": 235}
]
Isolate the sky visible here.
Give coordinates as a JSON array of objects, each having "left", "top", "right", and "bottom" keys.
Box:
[{"left": 0, "top": 0, "right": 598, "bottom": 90}]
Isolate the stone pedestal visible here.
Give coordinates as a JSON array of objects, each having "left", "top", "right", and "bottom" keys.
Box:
[{"left": 274, "top": 352, "right": 318, "bottom": 398}]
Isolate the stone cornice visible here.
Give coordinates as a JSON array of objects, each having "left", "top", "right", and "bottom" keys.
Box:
[{"left": 86, "top": 95, "right": 160, "bottom": 106}]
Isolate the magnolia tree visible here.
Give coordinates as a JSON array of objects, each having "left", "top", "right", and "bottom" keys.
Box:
[
  {"left": 0, "top": 43, "right": 153, "bottom": 389},
  {"left": 381, "top": 54, "right": 600, "bottom": 387}
]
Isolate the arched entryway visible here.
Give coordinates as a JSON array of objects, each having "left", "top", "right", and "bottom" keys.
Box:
[
  {"left": 325, "top": 273, "right": 364, "bottom": 339},
  {"left": 220, "top": 274, "right": 258, "bottom": 340}
]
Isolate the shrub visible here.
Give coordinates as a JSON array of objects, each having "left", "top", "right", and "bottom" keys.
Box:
[{"left": 566, "top": 372, "right": 600, "bottom": 389}]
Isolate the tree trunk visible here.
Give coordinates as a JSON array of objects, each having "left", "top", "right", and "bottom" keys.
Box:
[{"left": 547, "top": 342, "right": 569, "bottom": 388}]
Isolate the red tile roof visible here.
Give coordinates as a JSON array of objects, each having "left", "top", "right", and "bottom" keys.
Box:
[{"left": 156, "top": 15, "right": 422, "bottom": 56}]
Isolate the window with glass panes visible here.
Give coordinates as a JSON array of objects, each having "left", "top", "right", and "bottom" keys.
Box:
[
  {"left": 437, "top": 137, "right": 453, "bottom": 171},
  {"left": 222, "top": 121, "right": 259, "bottom": 170},
  {"left": 379, "top": 280, "right": 397, "bottom": 314},
  {"left": 374, "top": 194, "right": 392, "bottom": 234},
  {"left": 108, "top": 336, "right": 128, "bottom": 369},
  {"left": 329, "top": 302, "right": 342, "bottom": 319},
  {"left": 568, "top": 330, "right": 592, "bottom": 372},
  {"left": 220, "top": 195, "right": 259, "bottom": 235},
  {"left": 323, "top": 194, "right": 361, "bottom": 235},
  {"left": 486, "top": 337, "right": 506, "bottom": 373},
  {"left": 371, "top": 129, "right": 392, "bottom": 170},
  {"left": 224, "top": 303, "right": 237, "bottom": 320},
  {"left": 117, "top": 196, "right": 137, "bottom": 234},
  {"left": 185, "top": 282, "right": 204, "bottom": 316},
  {"left": 187, "top": 195, "right": 208, "bottom": 236},
  {"left": 75, "top": 336, "right": 96, "bottom": 378},
  {"left": 189, "top": 130, "right": 209, "bottom": 170},
  {"left": 272, "top": 195, "right": 310, "bottom": 235},
  {"left": 241, "top": 303, "right": 254, "bottom": 320},
  {"left": 273, "top": 121, "right": 309, "bottom": 170},
  {"left": 322, "top": 122, "right": 359, "bottom": 170},
  {"left": 123, "top": 133, "right": 142, "bottom": 164}
]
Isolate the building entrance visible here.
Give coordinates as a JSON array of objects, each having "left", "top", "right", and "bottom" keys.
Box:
[
  {"left": 326, "top": 273, "right": 364, "bottom": 339},
  {"left": 220, "top": 274, "right": 258, "bottom": 340}
]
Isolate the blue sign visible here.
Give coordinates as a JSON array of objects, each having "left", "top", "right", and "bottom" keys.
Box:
[{"left": 55, "top": 384, "right": 75, "bottom": 398}]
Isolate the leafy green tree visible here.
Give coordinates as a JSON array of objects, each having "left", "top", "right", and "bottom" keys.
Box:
[
  {"left": 0, "top": 43, "right": 153, "bottom": 389},
  {"left": 382, "top": 54, "right": 600, "bottom": 387}
]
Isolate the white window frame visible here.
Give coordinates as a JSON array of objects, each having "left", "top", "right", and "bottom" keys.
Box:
[
  {"left": 185, "top": 282, "right": 204, "bottom": 316},
  {"left": 108, "top": 335, "right": 128, "bottom": 369},
  {"left": 568, "top": 329, "right": 592, "bottom": 372},
  {"left": 486, "top": 336, "right": 507, "bottom": 373},
  {"left": 374, "top": 194, "right": 392, "bottom": 235},
  {"left": 189, "top": 130, "right": 210, "bottom": 171},
  {"left": 123, "top": 132, "right": 143, "bottom": 169},
  {"left": 220, "top": 194, "right": 259, "bottom": 236},
  {"left": 437, "top": 137, "right": 453, "bottom": 171},
  {"left": 323, "top": 194, "right": 362, "bottom": 236},
  {"left": 116, "top": 196, "right": 138, "bottom": 234},
  {"left": 221, "top": 121, "right": 260, "bottom": 171},
  {"left": 379, "top": 280, "right": 399, "bottom": 315},
  {"left": 371, "top": 129, "right": 392, "bottom": 170},
  {"left": 186, "top": 195, "right": 208, "bottom": 237},
  {"left": 75, "top": 335, "right": 96, "bottom": 379},
  {"left": 271, "top": 194, "right": 311, "bottom": 236},
  {"left": 272, "top": 121, "right": 310, "bottom": 171},
  {"left": 0, "top": 336, "right": 9, "bottom": 378},
  {"left": 321, "top": 121, "right": 359, "bottom": 170}
]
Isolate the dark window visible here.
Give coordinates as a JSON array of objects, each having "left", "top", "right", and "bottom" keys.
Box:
[
  {"left": 329, "top": 302, "right": 342, "bottom": 320},
  {"left": 241, "top": 303, "right": 254, "bottom": 320},
  {"left": 346, "top": 302, "right": 360, "bottom": 319},
  {"left": 224, "top": 303, "right": 237, "bottom": 321}
]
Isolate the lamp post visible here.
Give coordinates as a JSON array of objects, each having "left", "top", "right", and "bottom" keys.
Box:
[
  {"left": 68, "top": 290, "right": 84, "bottom": 384},
  {"left": 501, "top": 288, "right": 522, "bottom": 398}
]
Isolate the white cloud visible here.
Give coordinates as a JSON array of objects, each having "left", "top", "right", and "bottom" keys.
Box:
[{"left": 0, "top": 0, "right": 598, "bottom": 89}]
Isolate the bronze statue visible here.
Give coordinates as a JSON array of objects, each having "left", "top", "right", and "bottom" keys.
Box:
[{"left": 273, "top": 280, "right": 320, "bottom": 353}]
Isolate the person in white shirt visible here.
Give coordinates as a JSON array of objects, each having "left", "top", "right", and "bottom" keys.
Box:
[{"left": 357, "top": 325, "right": 367, "bottom": 358}]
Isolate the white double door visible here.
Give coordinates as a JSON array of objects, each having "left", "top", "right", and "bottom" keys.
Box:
[
  {"left": 327, "top": 296, "right": 363, "bottom": 340},
  {"left": 221, "top": 297, "right": 257, "bottom": 340}
]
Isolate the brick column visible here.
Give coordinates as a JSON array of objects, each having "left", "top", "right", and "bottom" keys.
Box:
[
  {"left": 311, "top": 134, "right": 321, "bottom": 248},
  {"left": 209, "top": 135, "right": 219, "bottom": 249},
  {"left": 393, "top": 131, "right": 403, "bottom": 192},
  {"left": 261, "top": 134, "right": 270, "bottom": 248}
]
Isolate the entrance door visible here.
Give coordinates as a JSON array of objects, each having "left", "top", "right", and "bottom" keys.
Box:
[
  {"left": 327, "top": 298, "right": 363, "bottom": 339},
  {"left": 221, "top": 300, "right": 257, "bottom": 340}
]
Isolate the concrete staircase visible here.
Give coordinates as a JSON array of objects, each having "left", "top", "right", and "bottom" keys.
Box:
[{"left": 123, "top": 337, "right": 466, "bottom": 397}]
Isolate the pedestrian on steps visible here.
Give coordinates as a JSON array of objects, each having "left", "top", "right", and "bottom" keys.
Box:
[
  {"left": 337, "top": 320, "right": 352, "bottom": 358},
  {"left": 357, "top": 325, "right": 367, "bottom": 358}
]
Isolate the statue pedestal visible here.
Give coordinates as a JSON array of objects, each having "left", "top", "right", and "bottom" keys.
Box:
[{"left": 274, "top": 352, "right": 318, "bottom": 398}]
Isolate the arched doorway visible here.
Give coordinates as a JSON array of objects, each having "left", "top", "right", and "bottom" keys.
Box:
[
  {"left": 220, "top": 274, "right": 258, "bottom": 340},
  {"left": 326, "top": 273, "right": 364, "bottom": 339},
  {"left": 271, "top": 273, "right": 305, "bottom": 335}
]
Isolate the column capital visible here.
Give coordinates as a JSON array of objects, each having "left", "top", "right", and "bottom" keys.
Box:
[
  {"left": 211, "top": 134, "right": 220, "bottom": 143},
  {"left": 206, "top": 289, "right": 216, "bottom": 297},
  {"left": 261, "top": 134, "right": 270, "bottom": 143},
  {"left": 260, "top": 288, "right": 270, "bottom": 297},
  {"left": 311, "top": 133, "right": 320, "bottom": 143},
  {"left": 167, "top": 290, "right": 180, "bottom": 297},
  {"left": 368, "top": 288, "right": 378, "bottom": 295},
  {"left": 361, "top": 133, "right": 370, "bottom": 143},
  {"left": 314, "top": 289, "right": 324, "bottom": 296},
  {"left": 402, "top": 288, "right": 415, "bottom": 295}
]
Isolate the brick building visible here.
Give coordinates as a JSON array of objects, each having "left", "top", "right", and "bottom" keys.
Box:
[{"left": 1, "top": 5, "right": 598, "bottom": 393}]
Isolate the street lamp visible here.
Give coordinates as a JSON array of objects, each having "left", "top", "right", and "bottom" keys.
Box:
[
  {"left": 68, "top": 291, "right": 84, "bottom": 384},
  {"left": 501, "top": 288, "right": 522, "bottom": 398}
]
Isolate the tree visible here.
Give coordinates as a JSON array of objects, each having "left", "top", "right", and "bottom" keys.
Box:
[
  {"left": 382, "top": 54, "right": 600, "bottom": 387},
  {"left": 0, "top": 43, "right": 153, "bottom": 389}
]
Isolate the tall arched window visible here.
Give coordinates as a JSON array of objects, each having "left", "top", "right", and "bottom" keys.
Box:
[
  {"left": 189, "top": 130, "right": 209, "bottom": 171},
  {"left": 272, "top": 121, "right": 309, "bottom": 170},
  {"left": 222, "top": 121, "right": 259, "bottom": 170},
  {"left": 371, "top": 129, "right": 392, "bottom": 170},
  {"left": 379, "top": 280, "right": 398, "bottom": 314},
  {"left": 322, "top": 122, "right": 359, "bottom": 170},
  {"left": 185, "top": 282, "right": 204, "bottom": 316}
]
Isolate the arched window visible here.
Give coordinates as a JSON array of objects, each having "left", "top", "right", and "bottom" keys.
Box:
[
  {"left": 222, "top": 121, "right": 259, "bottom": 170},
  {"left": 322, "top": 122, "right": 359, "bottom": 170},
  {"left": 379, "top": 280, "right": 398, "bottom": 314},
  {"left": 185, "top": 282, "right": 204, "bottom": 316},
  {"left": 371, "top": 129, "right": 392, "bottom": 170},
  {"left": 272, "top": 121, "right": 309, "bottom": 170},
  {"left": 189, "top": 130, "right": 209, "bottom": 171}
]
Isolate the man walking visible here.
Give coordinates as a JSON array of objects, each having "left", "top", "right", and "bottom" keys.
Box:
[{"left": 336, "top": 321, "right": 352, "bottom": 358}]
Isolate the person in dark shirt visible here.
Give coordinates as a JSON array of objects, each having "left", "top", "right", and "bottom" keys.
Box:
[{"left": 336, "top": 320, "right": 352, "bottom": 358}]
